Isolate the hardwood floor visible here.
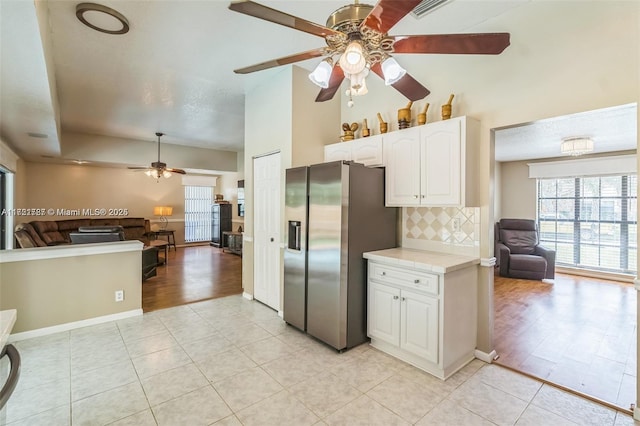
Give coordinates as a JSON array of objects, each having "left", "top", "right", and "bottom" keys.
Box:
[
  {"left": 494, "top": 271, "right": 637, "bottom": 410},
  {"left": 142, "top": 245, "right": 243, "bottom": 312}
]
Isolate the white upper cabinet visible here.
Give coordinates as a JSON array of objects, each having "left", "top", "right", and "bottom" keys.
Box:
[
  {"left": 351, "top": 134, "right": 383, "bottom": 166},
  {"left": 384, "top": 116, "right": 479, "bottom": 207},
  {"left": 384, "top": 127, "right": 421, "bottom": 205},
  {"left": 324, "top": 135, "right": 383, "bottom": 167},
  {"left": 324, "top": 142, "right": 352, "bottom": 162}
]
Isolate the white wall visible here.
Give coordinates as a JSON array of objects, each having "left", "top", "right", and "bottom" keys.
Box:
[
  {"left": 498, "top": 160, "right": 537, "bottom": 220},
  {"left": 242, "top": 65, "right": 340, "bottom": 297},
  {"left": 342, "top": 2, "right": 638, "bottom": 133}
]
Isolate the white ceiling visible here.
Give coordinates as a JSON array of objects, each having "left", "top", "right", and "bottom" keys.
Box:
[
  {"left": 494, "top": 103, "right": 637, "bottom": 162},
  {"left": 0, "top": 0, "right": 636, "bottom": 165}
]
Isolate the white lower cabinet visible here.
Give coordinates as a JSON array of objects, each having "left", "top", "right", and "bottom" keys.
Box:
[
  {"left": 400, "top": 289, "right": 438, "bottom": 363},
  {"left": 367, "top": 260, "right": 477, "bottom": 379}
]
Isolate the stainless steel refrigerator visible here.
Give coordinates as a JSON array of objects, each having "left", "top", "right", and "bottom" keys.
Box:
[{"left": 284, "top": 161, "right": 397, "bottom": 350}]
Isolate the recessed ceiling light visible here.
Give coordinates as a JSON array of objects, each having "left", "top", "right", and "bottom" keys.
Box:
[
  {"left": 76, "top": 3, "right": 129, "bottom": 35},
  {"left": 27, "top": 132, "right": 48, "bottom": 138}
]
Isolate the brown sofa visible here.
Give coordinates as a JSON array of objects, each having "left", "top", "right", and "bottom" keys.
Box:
[{"left": 14, "top": 218, "right": 150, "bottom": 248}]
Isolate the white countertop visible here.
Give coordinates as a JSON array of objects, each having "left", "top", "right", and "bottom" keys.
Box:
[
  {"left": 0, "top": 309, "right": 17, "bottom": 349},
  {"left": 363, "top": 248, "right": 480, "bottom": 274}
]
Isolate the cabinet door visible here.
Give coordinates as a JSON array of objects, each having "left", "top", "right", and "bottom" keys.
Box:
[
  {"left": 352, "top": 135, "right": 383, "bottom": 167},
  {"left": 368, "top": 282, "right": 400, "bottom": 346},
  {"left": 324, "top": 142, "right": 352, "bottom": 162},
  {"left": 384, "top": 127, "right": 421, "bottom": 206},
  {"left": 400, "top": 289, "right": 439, "bottom": 363},
  {"left": 421, "top": 119, "right": 462, "bottom": 206}
]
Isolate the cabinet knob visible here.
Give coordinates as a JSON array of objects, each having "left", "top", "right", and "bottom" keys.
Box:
[
  {"left": 270, "top": 237, "right": 274, "bottom": 242},
  {"left": 393, "top": 295, "right": 399, "bottom": 300},
  {"left": 414, "top": 195, "right": 419, "bottom": 199},
  {"left": 381, "top": 271, "right": 386, "bottom": 276},
  {"left": 401, "top": 297, "right": 406, "bottom": 301},
  {"left": 414, "top": 279, "right": 420, "bottom": 283},
  {"left": 421, "top": 195, "right": 425, "bottom": 199}
]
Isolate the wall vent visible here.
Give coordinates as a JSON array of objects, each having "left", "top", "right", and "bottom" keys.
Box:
[{"left": 411, "top": 0, "right": 451, "bottom": 19}]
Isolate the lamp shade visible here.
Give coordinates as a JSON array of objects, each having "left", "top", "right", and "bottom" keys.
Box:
[
  {"left": 339, "top": 40, "right": 366, "bottom": 75},
  {"left": 154, "top": 206, "right": 173, "bottom": 216},
  {"left": 381, "top": 57, "right": 406, "bottom": 86},
  {"left": 560, "top": 137, "right": 594, "bottom": 156},
  {"left": 308, "top": 60, "right": 333, "bottom": 88}
]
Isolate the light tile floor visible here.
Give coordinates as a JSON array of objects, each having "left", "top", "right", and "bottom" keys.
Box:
[{"left": 1, "top": 294, "right": 638, "bottom": 426}]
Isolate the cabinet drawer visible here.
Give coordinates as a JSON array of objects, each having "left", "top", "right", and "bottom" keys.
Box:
[{"left": 370, "top": 263, "right": 439, "bottom": 295}]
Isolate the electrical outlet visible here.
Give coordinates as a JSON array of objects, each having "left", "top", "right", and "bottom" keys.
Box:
[
  {"left": 115, "top": 290, "right": 124, "bottom": 302},
  {"left": 452, "top": 218, "right": 461, "bottom": 232}
]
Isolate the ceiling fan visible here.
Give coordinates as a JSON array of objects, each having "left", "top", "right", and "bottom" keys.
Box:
[
  {"left": 229, "top": 0, "right": 510, "bottom": 103},
  {"left": 129, "top": 132, "right": 186, "bottom": 179}
]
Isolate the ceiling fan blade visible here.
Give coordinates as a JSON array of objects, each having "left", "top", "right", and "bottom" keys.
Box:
[
  {"left": 371, "top": 62, "right": 430, "bottom": 101},
  {"left": 315, "top": 65, "right": 345, "bottom": 102},
  {"left": 361, "top": 0, "right": 422, "bottom": 34},
  {"left": 234, "top": 48, "right": 326, "bottom": 74},
  {"left": 229, "top": 0, "right": 340, "bottom": 38},
  {"left": 166, "top": 168, "right": 187, "bottom": 175},
  {"left": 392, "top": 33, "right": 511, "bottom": 54},
  {"left": 128, "top": 167, "right": 149, "bottom": 170}
]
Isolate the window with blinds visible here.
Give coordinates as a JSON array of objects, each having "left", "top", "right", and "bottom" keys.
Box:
[
  {"left": 537, "top": 175, "right": 637, "bottom": 274},
  {"left": 184, "top": 185, "right": 213, "bottom": 243}
]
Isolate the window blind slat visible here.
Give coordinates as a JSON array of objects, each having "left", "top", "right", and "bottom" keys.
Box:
[
  {"left": 184, "top": 185, "right": 213, "bottom": 243},
  {"left": 538, "top": 175, "right": 637, "bottom": 275}
]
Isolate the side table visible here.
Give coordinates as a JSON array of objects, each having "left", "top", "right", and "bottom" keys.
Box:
[
  {"left": 147, "top": 230, "right": 176, "bottom": 251},
  {"left": 148, "top": 240, "right": 169, "bottom": 265}
]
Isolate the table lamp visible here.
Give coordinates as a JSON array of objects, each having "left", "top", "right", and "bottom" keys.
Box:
[{"left": 154, "top": 206, "right": 173, "bottom": 230}]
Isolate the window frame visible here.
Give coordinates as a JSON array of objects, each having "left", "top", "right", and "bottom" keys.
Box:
[{"left": 537, "top": 174, "right": 637, "bottom": 275}]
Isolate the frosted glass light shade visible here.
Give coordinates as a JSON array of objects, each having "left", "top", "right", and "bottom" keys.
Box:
[
  {"left": 560, "top": 137, "right": 594, "bottom": 156},
  {"left": 348, "top": 68, "right": 369, "bottom": 96},
  {"left": 381, "top": 57, "right": 406, "bottom": 85},
  {"left": 339, "top": 41, "right": 366, "bottom": 75},
  {"left": 308, "top": 60, "right": 333, "bottom": 88}
]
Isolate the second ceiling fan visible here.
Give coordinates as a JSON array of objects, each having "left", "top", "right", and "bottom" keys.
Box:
[{"left": 229, "top": 0, "right": 511, "bottom": 103}]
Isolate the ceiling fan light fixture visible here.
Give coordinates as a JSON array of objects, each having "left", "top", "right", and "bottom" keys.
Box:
[
  {"left": 162, "top": 170, "right": 173, "bottom": 178},
  {"left": 339, "top": 40, "right": 366, "bottom": 75},
  {"left": 308, "top": 59, "right": 333, "bottom": 88},
  {"left": 381, "top": 57, "right": 407, "bottom": 86},
  {"left": 347, "top": 67, "right": 370, "bottom": 96},
  {"left": 561, "top": 137, "right": 594, "bottom": 156}
]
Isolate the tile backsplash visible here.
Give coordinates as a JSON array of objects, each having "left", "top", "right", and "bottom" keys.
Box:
[{"left": 404, "top": 206, "right": 480, "bottom": 246}]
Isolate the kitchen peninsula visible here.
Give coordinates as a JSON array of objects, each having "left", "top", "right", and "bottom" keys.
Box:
[{"left": 364, "top": 248, "right": 479, "bottom": 379}]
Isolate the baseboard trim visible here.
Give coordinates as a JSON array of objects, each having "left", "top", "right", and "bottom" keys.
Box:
[
  {"left": 8, "top": 309, "right": 143, "bottom": 343},
  {"left": 278, "top": 310, "right": 284, "bottom": 318},
  {"left": 242, "top": 292, "right": 253, "bottom": 300},
  {"left": 634, "top": 406, "right": 640, "bottom": 421},
  {"left": 474, "top": 349, "right": 498, "bottom": 363}
]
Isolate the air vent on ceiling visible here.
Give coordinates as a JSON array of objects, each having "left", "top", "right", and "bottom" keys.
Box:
[{"left": 411, "top": 0, "right": 451, "bottom": 19}]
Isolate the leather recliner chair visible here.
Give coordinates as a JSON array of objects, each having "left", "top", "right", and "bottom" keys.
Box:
[{"left": 495, "top": 218, "right": 556, "bottom": 280}]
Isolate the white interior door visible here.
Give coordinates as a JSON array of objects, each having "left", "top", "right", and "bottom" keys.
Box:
[{"left": 253, "top": 152, "right": 281, "bottom": 310}]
